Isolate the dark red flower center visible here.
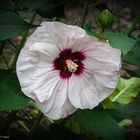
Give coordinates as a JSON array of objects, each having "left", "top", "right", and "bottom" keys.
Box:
[{"left": 53, "top": 48, "right": 85, "bottom": 79}]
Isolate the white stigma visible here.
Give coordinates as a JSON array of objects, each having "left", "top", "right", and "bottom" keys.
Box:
[{"left": 66, "top": 60, "right": 78, "bottom": 72}]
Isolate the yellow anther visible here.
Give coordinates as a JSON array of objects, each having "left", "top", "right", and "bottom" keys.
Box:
[{"left": 66, "top": 60, "right": 78, "bottom": 72}]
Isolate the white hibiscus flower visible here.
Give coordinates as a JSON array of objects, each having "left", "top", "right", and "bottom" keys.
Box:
[{"left": 16, "top": 22, "right": 121, "bottom": 120}]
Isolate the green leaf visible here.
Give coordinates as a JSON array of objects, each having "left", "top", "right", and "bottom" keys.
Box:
[
  {"left": 114, "top": 101, "right": 140, "bottom": 121},
  {"left": 101, "top": 97, "right": 114, "bottom": 109},
  {"left": 37, "top": 3, "right": 64, "bottom": 18},
  {"left": 83, "top": 22, "right": 96, "bottom": 36},
  {"left": 75, "top": 109, "right": 125, "bottom": 140},
  {"left": 83, "top": 23, "right": 108, "bottom": 40},
  {"left": 106, "top": 101, "right": 140, "bottom": 123},
  {"left": 0, "top": 0, "right": 14, "bottom": 10},
  {"left": 119, "top": 119, "right": 132, "bottom": 127},
  {"left": 106, "top": 109, "right": 127, "bottom": 122},
  {"left": 0, "top": 71, "right": 31, "bottom": 110},
  {"left": 47, "top": 124, "right": 82, "bottom": 140},
  {"left": 0, "top": 70, "right": 12, "bottom": 82},
  {"left": 123, "top": 53, "right": 140, "bottom": 67},
  {"left": 19, "top": 0, "right": 47, "bottom": 10},
  {"left": 123, "top": 39, "right": 140, "bottom": 66},
  {"left": 110, "top": 78, "right": 140, "bottom": 104},
  {"left": 125, "top": 69, "right": 140, "bottom": 78},
  {"left": 64, "top": 117, "right": 81, "bottom": 134},
  {"left": 0, "top": 10, "right": 36, "bottom": 40},
  {"left": 123, "top": 39, "right": 140, "bottom": 77},
  {"left": 19, "top": 0, "right": 64, "bottom": 18},
  {"left": 105, "top": 32, "right": 136, "bottom": 55}
]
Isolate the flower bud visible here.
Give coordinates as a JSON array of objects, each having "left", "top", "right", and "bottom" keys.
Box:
[{"left": 96, "top": 9, "right": 115, "bottom": 29}]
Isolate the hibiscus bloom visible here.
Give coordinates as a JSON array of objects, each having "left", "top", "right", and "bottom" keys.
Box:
[{"left": 16, "top": 22, "right": 121, "bottom": 120}]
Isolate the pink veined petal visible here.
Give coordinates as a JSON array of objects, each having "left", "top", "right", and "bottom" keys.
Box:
[
  {"left": 25, "top": 22, "right": 87, "bottom": 51},
  {"left": 30, "top": 42, "right": 60, "bottom": 63},
  {"left": 82, "top": 40, "right": 121, "bottom": 102},
  {"left": 36, "top": 80, "right": 76, "bottom": 120},
  {"left": 33, "top": 71, "right": 61, "bottom": 102},
  {"left": 94, "top": 71, "right": 119, "bottom": 101},
  {"left": 16, "top": 43, "right": 58, "bottom": 100},
  {"left": 68, "top": 74, "right": 99, "bottom": 109},
  {"left": 71, "top": 35, "right": 121, "bottom": 72},
  {"left": 71, "top": 35, "right": 99, "bottom": 52},
  {"left": 37, "top": 97, "right": 76, "bottom": 120},
  {"left": 84, "top": 70, "right": 119, "bottom": 102},
  {"left": 19, "top": 70, "right": 56, "bottom": 101},
  {"left": 41, "top": 22, "right": 87, "bottom": 50},
  {"left": 70, "top": 36, "right": 121, "bottom": 103},
  {"left": 83, "top": 43, "right": 121, "bottom": 72}
]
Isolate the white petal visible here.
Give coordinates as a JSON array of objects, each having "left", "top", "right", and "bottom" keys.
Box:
[
  {"left": 25, "top": 22, "right": 87, "bottom": 50},
  {"left": 33, "top": 71, "right": 61, "bottom": 102},
  {"left": 16, "top": 43, "right": 58, "bottom": 100},
  {"left": 82, "top": 40, "right": 121, "bottom": 102},
  {"left": 85, "top": 71, "right": 119, "bottom": 102},
  {"left": 71, "top": 35, "right": 99, "bottom": 52},
  {"left": 30, "top": 42, "right": 59, "bottom": 63},
  {"left": 84, "top": 42, "right": 121, "bottom": 72},
  {"left": 71, "top": 36, "right": 121, "bottom": 72},
  {"left": 68, "top": 74, "right": 99, "bottom": 109},
  {"left": 70, "top": 36, "right": 121, "bottom": 103},
  {"left": 36, "top": 81, "right": 76, "bottom": 120}
]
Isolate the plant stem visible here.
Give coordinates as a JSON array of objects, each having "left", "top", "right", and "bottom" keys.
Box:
[
  {"left": 0, "top": 40, "right": 6, "bottom": 55},
  {"left": 78, "top": 0, "right": 90, "bottom": 26},
  {"left": 21, "top": 109, "right": 32, "bottom": 122},
  {"left": 101, "top": 28, "right": 105, "bottom": 33},
  {"left": 1, "top": 53, "right": 9, "bottom": 69},
  {"left": 8, "top": 39, "right": 17, "bottom": 50},
  {"left": 10, "top": 12, "right": 37, "bottom": 69},
  {"left": 29, "top": 111, "right": 43, "bottom": 138},
  {"left": 127, "top": 10, "right": 140, "bottom": 36}
]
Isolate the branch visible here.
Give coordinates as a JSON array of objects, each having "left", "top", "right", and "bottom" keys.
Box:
[{"left": 78, "top": 0, "right": 90, "bottom": 26}]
